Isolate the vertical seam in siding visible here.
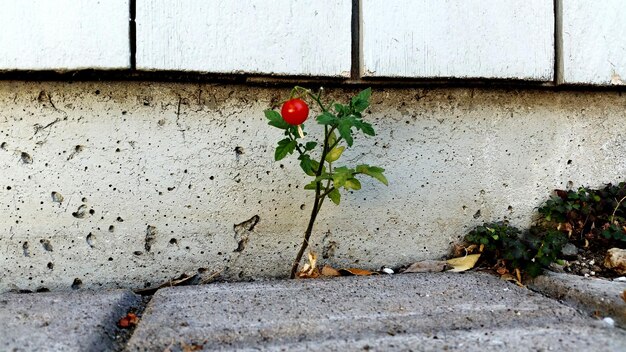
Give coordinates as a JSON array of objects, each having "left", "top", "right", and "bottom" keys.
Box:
[
  {"left": 351, "top": 0, "right": 362, "bottom": 79},
  {"left": 554, "top": 0, "right": 563, "bottom": 85},
  {"left": 129, "top": 0, "right": 137, "bottom": 70}
]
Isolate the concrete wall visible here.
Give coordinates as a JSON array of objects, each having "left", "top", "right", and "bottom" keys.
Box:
[{"left": 1, "top": 81, "right": 624, "bottom": 292}]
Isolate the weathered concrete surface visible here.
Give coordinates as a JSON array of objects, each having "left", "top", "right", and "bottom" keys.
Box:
[
  {"left": 1, "top": 82, "right": 625, "bottom": 292},
  {"left": 0, "top": 289, "right": 140, "bottom": 351},
  {"left": 530, "top": 272, "right": 626, "bottom": 327},
  {"left": 126, "top": 273, "right": 626, "bottom": 351}
]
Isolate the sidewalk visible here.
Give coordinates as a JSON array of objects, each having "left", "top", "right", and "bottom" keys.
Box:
[{"left": 2, "top": 272, "right": 625, "bottom": 351}]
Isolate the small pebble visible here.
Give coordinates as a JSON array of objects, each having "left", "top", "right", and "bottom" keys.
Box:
[
  {"left": 590, "top": 271, "right": 596, "bottom": 276},
  {"left": 602, "top": 317, "right": 615, "bottom": 327},
  {"left": 584, "top": 273, "right": 590, "bottom": 278},
  {"left": 589, "top": 260, "right": 595, "bottom": 265},
  {"left": 614, "top": 277, "right": 626, "bottom": 282},
  {"left": 381, "top": 267, "right": 394, "bottom": 275}
]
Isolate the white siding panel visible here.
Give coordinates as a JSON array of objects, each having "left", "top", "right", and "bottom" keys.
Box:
[
  {"left": 563, "top": 1, "right": 626, "bottom": 85},
  {"left": 136, "top": 0, "right": 352, "bottom": 76},
  {"left": 362, "top": 0, "right": 554, "bottom": 80},
  {"left": 0, "top": 0, "right": 129, "bottom": 70}
]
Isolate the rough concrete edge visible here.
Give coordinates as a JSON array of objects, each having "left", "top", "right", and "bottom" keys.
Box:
[
  {"left": 93, "top": 290, "right": 144, "bottom": 352},
  {"left": 528, "top": 271, "right": 626, "bottom": 328}
]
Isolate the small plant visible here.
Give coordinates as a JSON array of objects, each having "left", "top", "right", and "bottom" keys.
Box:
[
  {"left": 463, "top": 222, "right": 567, "bottom": 278},
  {"left": 264, "top": 87, "right": 388, "bottom": 279},
  {"left": 538, "top": 182, "right": 626, "bottom": 244}
]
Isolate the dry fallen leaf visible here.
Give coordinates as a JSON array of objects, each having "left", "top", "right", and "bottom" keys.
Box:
[
  {"left": 338, "top": 268, "right": 375, "bottom": 276},
  {"left": 403, "top": 260, "right": 447, "bottom": 273},
  {"left": 500, "top": 273, "right": 524, "bottom": 287},
  {"left": 496, "top": 266, "right": 509, "bottom": 275},
  {"left": 446, "top": 254, "right": 481, "bottom": 272},
  {"left": 621, "top": 290, "right": 626, "bottom": 303},
  {"left": 296, "top": 251, "right": 320, "bottom": 279},
  {"left": 118, "top": 312, "right": 140, "bottom": 328},
  {"left": 321, "top": 265, "right": 341, "bottom": 277}
]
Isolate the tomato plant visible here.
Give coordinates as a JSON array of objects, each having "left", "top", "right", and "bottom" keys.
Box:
[
  {"left": 281, "top": 98, "right": 309, "bottom": 125},
  {"left": 265, "top": 87, "right": 388, "bottom": 278}
]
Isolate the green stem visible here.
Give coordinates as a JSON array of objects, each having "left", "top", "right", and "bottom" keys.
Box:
[{"left": 290, "top": 120, "right": 334, "bottom": 278}]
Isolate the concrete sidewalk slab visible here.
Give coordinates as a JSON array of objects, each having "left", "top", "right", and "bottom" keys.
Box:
[
  {"left": 529, "top": 272, "right": 626, "bottom": 327},
  {"left": 0, "top": 289, "right": 141, "bottom": 352},
  {"left": 126, "top": 273, "right": 626, "bottom": 351}
]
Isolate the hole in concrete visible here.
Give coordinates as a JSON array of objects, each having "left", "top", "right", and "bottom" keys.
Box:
[
  {"left": 169, "top": 238, "right": 178, "bottom": 245},
  {"left": 47, "top": 262, "right": 54, "bottom": 270},
  {"left": 133, "top": 251, "right": 143, "bottom": 256},
  {"left": 20, "top": 152, "right": 33, "bottom": 164},
  {"left": 22, "top": 242, "right": 30, "bottom": 257},
  {"left": 72, "top": 204, "right": 88, "bottom": 218},
  {"left": 108, "top": 225, "right": 115, "bottom": 232},
  {"left": 71, "top": 278, "right": 83, "bottom": 290},
  {"left": 40, "top": 239, "right": 53, "bottom": 252},
  {"left": 51, "top": 191, "right": 64, "bottom": 203},
  {"left": 86, "top": 233, "right": 95, "bottom": 248}
]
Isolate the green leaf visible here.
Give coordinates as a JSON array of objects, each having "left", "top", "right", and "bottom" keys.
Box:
[
  {"left": 334, "top": 103, "right": 348, "bottom": 116},
  {"left": 317, "top": 112, "right": 336, "bottom": 125},
  {"left": 265, "top": 110, "right": 289, "bottom": 129},
  {"left": 328, "top": 130, "right": 338, "bottom": 146},
  {"left": 356, "top": 164, "right": 388, "bottom": 186},
  {"left": 304, "top": 141, "right": 317, "bottom": 151},
  {"left": 354, "top": 120, "right": 375, "bottom": 136},
  {"left": 304, "top": 181, "right": 318, "bottom": 190},
  {"left": 345, "top": 178, "right": 362, "bottom": 190},
  {"left": 275, "top": 138, "right": 296, "bottom": 161},
  {"left": 328, "top": 188, "right": 341, "bottom": 205},
  {"left": 351, "top": 88, "right": 372, "bottom": 113},
  {"left": 338, "top": 119, "right": 353, "bottom": 147},
  {"left": 325, "top": 146, "right": 345, "bottom": 163},
  {"left": 315, "top": 173, "right": 333, "bottom": 183},
  {"left": 332, "top": 166, "right": 354, "bottom": 188},
  {"left": 299, "top": 155, "right": 315, "bottom": 176}
]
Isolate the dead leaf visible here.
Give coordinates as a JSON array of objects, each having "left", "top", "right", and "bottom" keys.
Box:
[
  {"left": 338, "top": 268, "right": 375, "bottom": 276},
  {"left": 496, "top": 266, "right": 509, "bottom": 275},
  {"left": 500, "top": 273, "right": 524, "bottom": 287},
  {"left": 621, "top": 290, "right": 626, "bottom": 303},
  {"left": 446, "top": 254, "right": 481, "bottom": 272},
  {"left": 296, "top": 251, "right": 320, "bottom": 279},
  {"left": 514, "top": 268, "right": 522, "bottom": 283},
  {"left": 403, "top": 260, "right": 447, "bottom": 273},
  {"left": 118, "top": 312, "right": 140, "bottom": 328},
  {"left": 321, "top": 265, "right": 341, "bottom": 277}
]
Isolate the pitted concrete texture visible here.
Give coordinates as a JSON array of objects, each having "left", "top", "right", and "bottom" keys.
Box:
[
  {"left": 126, "top": 273, "right": 626, "bottom": 351},
  {"left": 0, "top": 289, "right": 140, "bottom": 352},
  {"left": 529, "top": 272, "right": 626, "bottom": 327},
  {"left": 1, "top": 82, "right": 626, "bottom": 292}
]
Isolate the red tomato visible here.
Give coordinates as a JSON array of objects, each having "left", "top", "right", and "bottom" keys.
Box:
[{"left": 281, "top": 98, "right": 309, "bottom": 125}]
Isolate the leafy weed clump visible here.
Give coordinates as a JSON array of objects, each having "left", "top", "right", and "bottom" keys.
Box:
[
  {"left": 463, "top": 222, "right": 567, "bottom": 279},
  {"left": 538, "top": 182, "right": 626, "bottom": 245}
]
